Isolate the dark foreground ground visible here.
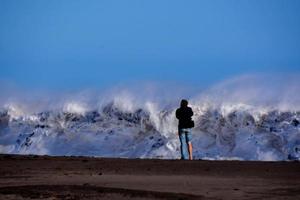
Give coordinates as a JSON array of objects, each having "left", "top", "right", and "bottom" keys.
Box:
[{"left": 0, "top": 155, "right": 299, "bottom": 200}]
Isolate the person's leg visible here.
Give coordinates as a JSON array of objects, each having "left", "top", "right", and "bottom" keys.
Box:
[
  {"left": 188, "top": 142, "right": 193, "bottom": 160},
  {"left": 179, "top": 129, "right": 188, "bottom": 159},
  {"left": 185, "top": 129, "right": 193, "bottom": 160}
]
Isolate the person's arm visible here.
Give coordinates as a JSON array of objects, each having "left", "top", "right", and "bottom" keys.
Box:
[
  {"left": 189, "top": 107, "right": 193, "bottom": 117},
  {"left": 175, "top": 109, "right": 180, "bottom": 119}
]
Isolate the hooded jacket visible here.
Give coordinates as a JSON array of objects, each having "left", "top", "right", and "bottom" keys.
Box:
[{"left": 175, "top": 106, "right": 193, "bottom": 129}]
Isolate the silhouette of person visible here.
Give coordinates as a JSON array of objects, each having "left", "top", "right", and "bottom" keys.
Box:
[{"left": 176, "top": 99, "right": 194, "bottom": 160}]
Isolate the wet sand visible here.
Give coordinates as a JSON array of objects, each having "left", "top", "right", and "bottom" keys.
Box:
[{"left": 0, "top": 154, "right": 299, "bottom": 200}]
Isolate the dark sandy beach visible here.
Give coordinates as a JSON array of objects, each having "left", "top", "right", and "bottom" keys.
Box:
[{"left": 0, "top": 154, "right": 299, "bottom": 200}]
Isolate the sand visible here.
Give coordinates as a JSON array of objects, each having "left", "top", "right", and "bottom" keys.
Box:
[{"left": 0, "top": 154, "right": 299, "bottom": 200}]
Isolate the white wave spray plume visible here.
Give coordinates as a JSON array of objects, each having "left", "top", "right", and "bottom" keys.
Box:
[{"left": 0, "top": 74, "right": 300, "bottom": 160}]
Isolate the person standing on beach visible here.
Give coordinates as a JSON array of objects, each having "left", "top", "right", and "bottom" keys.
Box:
[{"left": 176, "top": 99, "right": 194, "bottom": 160}]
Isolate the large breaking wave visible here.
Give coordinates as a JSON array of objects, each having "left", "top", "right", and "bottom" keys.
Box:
[{"left": 0, "top": 75, "right": 300, "bottom": 161}]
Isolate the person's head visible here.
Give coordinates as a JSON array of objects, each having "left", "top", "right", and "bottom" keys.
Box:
[{"left": 180, "top": 99, "right": 188, "bottom": 108}]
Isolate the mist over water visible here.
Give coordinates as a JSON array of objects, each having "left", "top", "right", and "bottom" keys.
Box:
[
  {"left": 0, "top": 74, "right": 300, "bottom": 161},
  {"left": 193, "top": 74, "right": 300, "bottom": 111}
]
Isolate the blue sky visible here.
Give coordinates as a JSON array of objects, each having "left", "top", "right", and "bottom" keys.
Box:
[{"left": 0, "top": 0, "right": 299, "bottom": 89}]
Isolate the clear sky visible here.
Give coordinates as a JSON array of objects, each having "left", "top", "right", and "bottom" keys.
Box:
[{"left": 0, "top": 0, "right": 300, "bottom": 90}]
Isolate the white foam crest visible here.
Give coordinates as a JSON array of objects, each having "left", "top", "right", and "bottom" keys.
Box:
[
  {"left": 3, "top": 103, "right": 38, "bottom": 121},
  {"left": 112, "top": 90, "right": 137, "bottom": 113},
  {"left": 4, "top": 103, "right": 25, "bottom": 120},
  {"left": 63, "top": 101, "right": 88, "bottom": 115},
  {"left": 145, "top": 101, "right": 177, "bottom": 137}
]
